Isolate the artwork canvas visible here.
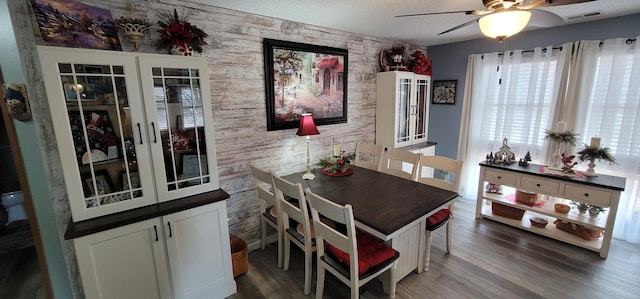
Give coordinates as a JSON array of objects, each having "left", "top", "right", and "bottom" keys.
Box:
[
  {"left": 264, "top": 39, "right": 348, "bottom": 131},
  {"left": 31, "top": 0, "right": 122, "bottom": 51},
  {"left": 432, "top": 80, "right": 457, "bottom": 105}
]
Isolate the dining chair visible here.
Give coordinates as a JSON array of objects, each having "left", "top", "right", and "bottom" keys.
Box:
[
  {"left": 273, "top": 175, "right": 316, "bottom": 295},
  {"left": 380, "top": 147, "right": 421, "bottom": 181},
  {"left": 305, "top": 187, "right": 399, "bottom": 299},
  {"left": 353, "top": 141, "right": 385, "bottom": 171},
  {"left": 249, "top": 165, "right": 283, "bottom": 268},
  {"left": 415, "top": 155, "right": 464, "bottom": 270}
]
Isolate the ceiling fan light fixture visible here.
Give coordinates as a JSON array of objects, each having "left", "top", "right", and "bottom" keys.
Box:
[{"left": 478, "top": 10, "right": 531, "bottom": 40}]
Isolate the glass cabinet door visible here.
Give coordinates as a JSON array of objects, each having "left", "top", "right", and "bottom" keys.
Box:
[
  {"left": 395, "top": 77, "right": 412, "bottom": 145},
  {"left": 59, "top": 63, "right": 144, "bottom": 209},
  {"left": 139, "top": 57, "right": 219, "bottom": 201},
  {"left": 413, "top": 76, "right": 430, "bottom": 143}
]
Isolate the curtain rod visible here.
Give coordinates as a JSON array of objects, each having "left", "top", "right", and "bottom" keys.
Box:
[{"left": 483, "top": 38, "right": 637, "bottom": 59}]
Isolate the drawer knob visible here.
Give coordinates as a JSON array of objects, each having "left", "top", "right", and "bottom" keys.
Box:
[
  {"left": 584, "top": 193, "right": 589, "bottom": 197},
  {"left": 536, "top": 183, "right": 541, "bottom": 187},
  {"left": 497, "top": 176, "right": 502, "bottom": 179}
]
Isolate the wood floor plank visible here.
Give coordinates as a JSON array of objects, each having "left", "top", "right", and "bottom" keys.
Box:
[{"left": 229, "top": 199, "right": 640, "bottom": 299}]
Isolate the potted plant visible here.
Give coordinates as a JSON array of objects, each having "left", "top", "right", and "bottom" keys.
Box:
[
  {"left": 588, "top": 205, "right": 606, "bottom": 218},
  {"left": 571, "top": 201, "right": 589, "bottom": 214},
  {"left": 577, "top": 144, "right": 616, "bottom": 176},
  {"left": 156, "top": 9, "right": 208, "bottom": 56}
]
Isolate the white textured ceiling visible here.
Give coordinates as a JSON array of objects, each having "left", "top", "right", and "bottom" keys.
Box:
[{"left": 199, "top": 0, "right": 640, "bottom": 46}]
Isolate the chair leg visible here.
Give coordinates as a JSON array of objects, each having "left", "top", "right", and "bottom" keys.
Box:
[
  {"left": 424, "top": 231, "right": 433, "bottom": 271},
  {"left": 445, "top": 220, "right": 452, "bottom": 254},
  {"left": 277, "top": 229, "right": 283, "bottom": 268},
  {"left": 315, "top": 263, "right": 325, "bottom": 299},
  {"left": 260, "top": 220, "right": 267, "bottom": 250},
  {"left": 283, "top": 235, "right": 291, "bottom": 271},
  {"left": 304, "top": 248, "right": 312, "bottom": 295}
]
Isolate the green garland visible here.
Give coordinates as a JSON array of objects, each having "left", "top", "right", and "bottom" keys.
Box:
[
  {"left": 544, "top": 130, "right": 579, "bottom": 146},
  {"left": 316, "top": 153, "right": 356, "bottom": 174},
  {"left": 577, "top": 145, "right": 616, "bottom": 164}
]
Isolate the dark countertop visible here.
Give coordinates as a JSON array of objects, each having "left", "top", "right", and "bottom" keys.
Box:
[
  {"left": 479, "top": 161, "right": 626, "bottom": 191},
  {"left": 65, "top": 189, "right": 230, "bottom": 239}
]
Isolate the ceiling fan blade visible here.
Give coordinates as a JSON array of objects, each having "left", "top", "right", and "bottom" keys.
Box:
[
  {"left": 395, "top": 10, "right": 475, "bottom": 18},
  {"left": 438, "top": 18, "right": 481, "bottom": 35},
  {"left": 544, "top": 0, "right": 597, "bottom": 7}
]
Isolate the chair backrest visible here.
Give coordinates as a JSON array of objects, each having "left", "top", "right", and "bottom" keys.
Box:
[
  {"left": 416, "top": 155, "right": 464, "bottom": 192},
  {"left": 273, "top": 176, "right": 313, "bottom": 238},
  {"left": 305, "top": 188, "right": 358, "bottom": 278},
  {"left": 249, "top": 165, "right": 278, "bottom": 215},
  {"left": 380, "top": 148, "right": 421, "bottom": 180},
  {"left": 353, "top": 142, "right": 385, "bottom": 171}
]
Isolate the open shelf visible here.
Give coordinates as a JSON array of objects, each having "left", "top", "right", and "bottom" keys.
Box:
[{"left": 480, "top": 203, "right": 603, "bottom": 252}]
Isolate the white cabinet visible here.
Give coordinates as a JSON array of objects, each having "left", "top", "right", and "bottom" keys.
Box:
[
  {"left": 376, "top": 71, "right": 430, "bottom": 149},
  {"left": 38, "top": 46, "right": 219, "bottom": 221},
  {"left": 73, "top": 201, "right": 236, "bottom": 299},
  {"left": 475, "top": 162, "right": 625, "bottom": 258}
]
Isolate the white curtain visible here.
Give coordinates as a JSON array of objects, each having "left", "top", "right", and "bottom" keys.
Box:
[
  {"left": 458, "top": 45, "right": 572, "bottom": 200},
  {"left": 568, "top": 37, "right": 640, "bottom": 242}
]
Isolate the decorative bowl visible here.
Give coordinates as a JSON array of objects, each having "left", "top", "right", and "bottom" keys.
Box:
[
  {"left": 530, "top": 217, "right": 548, "bottom": 228},
  {"left": 554, "top": 203, "right": 571, "bottom": 214}
]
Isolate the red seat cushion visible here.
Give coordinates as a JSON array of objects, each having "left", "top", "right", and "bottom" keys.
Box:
[
  {"left": 325, "top": 231, "right": 396, "bottom": 275},
  {"left": 426, "top": 208, "right": 451, "bottom": 230}
]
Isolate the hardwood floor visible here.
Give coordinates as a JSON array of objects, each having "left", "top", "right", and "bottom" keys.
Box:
[{"left": 229, "top": 199, "right": 640, "bottom": 299}]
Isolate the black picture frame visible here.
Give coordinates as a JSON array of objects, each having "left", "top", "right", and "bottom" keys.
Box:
[
  {"left": 432, "top": 80, "right": 457, "bottom": 105},
  {"left": 263, "top": 38, "right": 348, "bottom": 131}
]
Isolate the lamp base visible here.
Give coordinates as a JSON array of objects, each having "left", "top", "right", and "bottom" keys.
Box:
[{"left": 302, "top": 171, "right": 315, "bottom": 180}]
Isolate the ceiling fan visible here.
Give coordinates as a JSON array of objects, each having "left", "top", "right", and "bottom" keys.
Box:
[{"left": 396, "top": 0, "right": 597, "bottom": 41}]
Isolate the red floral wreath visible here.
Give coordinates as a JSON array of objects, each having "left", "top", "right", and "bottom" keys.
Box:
[{"left": 409, "top": 50, "right": 432, "bottom": 76}]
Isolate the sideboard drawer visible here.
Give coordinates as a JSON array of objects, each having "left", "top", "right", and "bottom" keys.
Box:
[
  {"left": 563, "top": 184, "right": 612, "bottom": 207},
  {"left": 484, "top": 169, "right": 517, "bottom": 186},
  {"left": 520, "top": 175, "right": 560, "bottom": 194}
]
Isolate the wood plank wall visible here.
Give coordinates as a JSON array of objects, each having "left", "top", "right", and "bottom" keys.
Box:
[{"left": 7, "top": 0, "right": 426, "bottom": 296}]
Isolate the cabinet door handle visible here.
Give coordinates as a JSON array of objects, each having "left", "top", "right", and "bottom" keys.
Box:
[
  {"left": 151, "top": 122, "right": 157, "bottom": 143},
  {"left": 536, "top": 183, "right": 541, "bottom": 187},
  {"left": 584, "top": 193, "right": 589, "bottom": 197},
  {"left": 153, "top": 225, "right": 158, "bottom": 242},
  {"left": 168, "top": 222, "right": 172, "bottom": 238},
  {"left": 497, "top": 176, "right": 501, "bottom": 179},
  {"left": 137, "top": 123, "right": 143, "bottom": 145}
]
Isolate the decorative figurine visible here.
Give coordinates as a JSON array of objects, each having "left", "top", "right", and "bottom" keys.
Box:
[
  {"left": 561, "top": 153, "right": 578, "bottom": 174},
  {"left": 519, "top": 151, "right": 532, "bottom": 166}
]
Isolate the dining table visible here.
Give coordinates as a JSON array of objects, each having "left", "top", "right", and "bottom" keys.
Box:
[{"left": 282, "top": 165, "right": 458, "bottom": 291}]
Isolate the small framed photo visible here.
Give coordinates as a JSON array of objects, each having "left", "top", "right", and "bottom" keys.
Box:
[
  {"left": 432, "top": 80, "right": 457, "bottom": 105},
  {"left": 121, "top": 171, "right": 141, "bottom": 190},
  {"left": 84, "top": 169, "right": 114, "bottom": 196}
]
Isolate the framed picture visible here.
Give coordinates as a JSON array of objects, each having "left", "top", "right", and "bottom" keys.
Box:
[
  {"left": 31, "top": 0, "right": 122, "bottom": 51},
  {"left": 121, "top": 171, "right": 141, "bottom": 190},
  {"left": 263, "top": 38, "right": 348, "bottom": 131},
  {"left": 69, "top": 110, "right": 120, "bottom": 164},
  {"left": 84, "top": 169, "right": 114, "bottom": 196},
  {"left": 432, "top": 80, "right": 457, "bottom": 105}
]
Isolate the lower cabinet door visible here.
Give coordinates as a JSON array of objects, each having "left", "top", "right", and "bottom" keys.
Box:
[
  {"left": 163, "top": 201, "right": 237, "bottom": 299},
  {"left": 74, "top": 218, "right": 172, "bottom": 299}
]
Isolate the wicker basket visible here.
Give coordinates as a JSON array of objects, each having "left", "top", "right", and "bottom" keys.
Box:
[
  {"left": 515, "top": 190, "right": 539, "bottom": 205},
  {"left": 230, "top": 236, "right": 248, "bottom": 278},
  {"left": 491, "top": 202, "right": 525, "bottom": 220},
  {"left": 554, "top": 220, "right": 603, "bottom": 241}
]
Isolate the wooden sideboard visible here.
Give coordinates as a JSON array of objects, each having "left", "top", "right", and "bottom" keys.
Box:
[{"left": 476, "top": 161, "right": 626, "bottom": 258}]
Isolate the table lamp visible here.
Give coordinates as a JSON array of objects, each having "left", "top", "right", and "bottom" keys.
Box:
[{"left": 296, "top": 113, "right": 320, "bottom": 180}]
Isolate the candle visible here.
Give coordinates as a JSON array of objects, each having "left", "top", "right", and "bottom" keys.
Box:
[
  {"left": 590, "top": 137, "right": 601, "bottom": 148},
  {"left": 555, "top": 121, "right": 567, "bottom": 132},
  {"left": 332, "top": 138, "right": 341, "bottom": 157}
]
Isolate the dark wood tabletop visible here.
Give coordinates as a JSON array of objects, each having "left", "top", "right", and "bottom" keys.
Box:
[{"left": 282, "top": 166, "right": 458, "bottom": 239}]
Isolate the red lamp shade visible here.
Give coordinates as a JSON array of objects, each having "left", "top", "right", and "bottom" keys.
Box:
[{"left": 296, "top": 113, "right": 320, "bottom": 136}]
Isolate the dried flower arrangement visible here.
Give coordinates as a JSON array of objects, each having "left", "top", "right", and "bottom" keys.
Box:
[
  {"left": 156, "top": 9, "right": 208, "bottom": 54},
  {"left": 316, "top": 152, "right": 356, "bottom": 175},
  {"left": 408, "top": 50, "right": 432, "bottom": 76}
]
